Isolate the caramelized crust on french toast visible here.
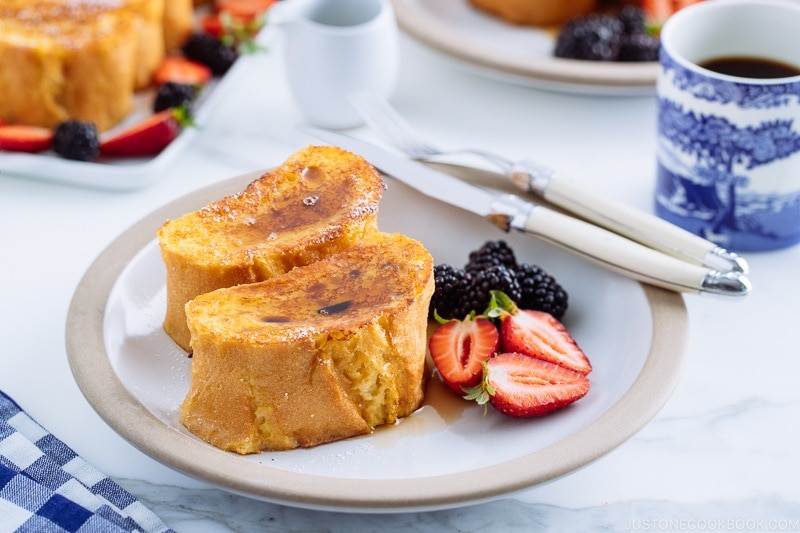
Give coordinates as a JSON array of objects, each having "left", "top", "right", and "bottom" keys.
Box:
[
  {"left": 469, "top": 0, "right": 597, "bottom": 25},
  {"left": 0, "top": 0, "right": 192, "bottom": 130},
  {"left": 158, "top": 145, "right": 385, "bottom": 351},
  {"left": 180, "top": 232, "right": 435, "bottom": 453}
]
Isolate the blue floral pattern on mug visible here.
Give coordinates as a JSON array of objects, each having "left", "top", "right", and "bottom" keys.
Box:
[{"left": 656, "top": 49, "right": 800, "bottom": 251}]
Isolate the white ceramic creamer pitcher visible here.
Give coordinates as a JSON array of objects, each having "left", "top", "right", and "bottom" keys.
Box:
[{"left": 270, "top": 0, "right": 399, "bottom": 129}]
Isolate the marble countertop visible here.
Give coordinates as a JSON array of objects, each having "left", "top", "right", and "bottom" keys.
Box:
[{"left": 1, "top": 27, "right": 798, "bottom": 533}]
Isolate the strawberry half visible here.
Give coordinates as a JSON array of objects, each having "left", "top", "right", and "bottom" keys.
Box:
[
  {"left": 489, "top": 291, "right": 591, "bottom": 375},
  {"left": 153, "top": 56, "right": 212, "bottom": 86},
  {"left": 0, "top": 125, "right": 53, "bottom": 153},
  {"left": 100, "top": 108, "right": 190, "bottom": 157},
  {"left": 428, "top": 314, "right": 499, "bottom": 395},
  {"left": 466, "top": 352, "right": 590, "bottom": 418}
]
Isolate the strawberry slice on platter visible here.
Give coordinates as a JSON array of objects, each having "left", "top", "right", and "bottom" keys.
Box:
[
  {"left": 466, "top": 352, "right": 590, "bottom": 418},
  {"left": 642, "top": 0, "right": 704, "bottom": 28},
  {"left": 100, "top": 108, "right": 191, "bottom": 157},
  {"left": 489, "top": 291, "right": 592, "bottom": 375},
  {"left": 153, "top": 56, "right": 212, "bottom": 86},
  {"left": 0, "top": 125, "right": 53, "bottom": 153},
  {"left": 428, "top": 314, "right": 499, "bottom": 395}
]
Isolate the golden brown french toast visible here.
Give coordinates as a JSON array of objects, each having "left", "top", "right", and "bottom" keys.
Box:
[
  {"left": 0, "top": 0, "right": 192, "bottom": 131},
  {"left": 157, "top": 145, "right": 385, "bottom": 351},
  {"left": 180, "top": 232, "right": 435, "bottom": 453},
  {"left": 163, "top": 0, "right": 194, "bottom": 51}
]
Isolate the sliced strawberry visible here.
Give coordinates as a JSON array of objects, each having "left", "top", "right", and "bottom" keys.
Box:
[
  {"left": 489, "top": 291, "right": 591, "bottom": 375},
  {"left": 0, "top": 125, "right": 53, "bottom": 153},
  {"left": 200, "top": 13, "right": 225, "bottom": 38},
  {"left": 642, "top": 0, "right": 704, "bottom": 28},
  {"left": 469, "top": 352, "right": 589, "bottom": 418},
  {"left": 428, "top": 315, "right": 499, "bottom": 395},
  {"left": 153, "top": 56, "right": 212, "bottom": 86},
  {"left": 215, "top": 0, "right": 276, "bottom": 21},
  {"left": 100, "top": 109, "right": 188, "bottom": 157}
]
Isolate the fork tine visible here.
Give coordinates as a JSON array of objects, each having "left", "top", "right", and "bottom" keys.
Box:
[{"left": 348, "top": 93, "right": 440, "bottom": 158}]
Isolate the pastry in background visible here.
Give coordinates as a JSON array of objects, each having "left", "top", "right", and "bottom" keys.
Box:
[{"left": 469, "top": 0, "right": 597, "bottom": 26}]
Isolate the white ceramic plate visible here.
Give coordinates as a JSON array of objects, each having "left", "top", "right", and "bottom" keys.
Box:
[
  {"left": 392, "top": 0, "right": 659, "bottom": 94},
  {"left": 66, "top": 170, "right": 687, "bottom": 512},
  {"left": 0, "top": 34, "right": 262, "bottom": 192}
]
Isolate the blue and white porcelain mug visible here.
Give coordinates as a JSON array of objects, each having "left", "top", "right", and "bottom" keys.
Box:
[{"left": 655, "top": 0, "right": 800, "bottom": 251}]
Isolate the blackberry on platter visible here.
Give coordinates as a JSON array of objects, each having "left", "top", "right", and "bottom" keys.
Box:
[
  {"left": 52, "top": 120, "right": 99, "bottom": 162},
  {"left": 554, "top": 14, "right": 624, "bottom": 61},
  {"left": 465, "top": 240, "right": 518, "bottom": 273},
  {"left": 429, "top": 264, "right": 472, "bottom": 320},
  {"left": 618, "top": 32, "right": 660, "bottom": 62},
  {"left": 182, "top": 32, "right": 238, "bottom": 75},
  {"left": 464, "top": 265, "right": 522, "bottom": 315},
  {"left": 154, "top": 82, "right": 196, "bottom": 113},
  {"left": 515, "top": 263, "right": 569, "bottom": 319}
]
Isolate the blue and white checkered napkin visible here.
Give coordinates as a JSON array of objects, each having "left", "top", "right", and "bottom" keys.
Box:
[{"left": 0, "top": 390, "right": 175, "bottom": 533}]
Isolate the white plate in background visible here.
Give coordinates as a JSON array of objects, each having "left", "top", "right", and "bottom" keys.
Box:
[{"left": 392, "top": 0, "right": 659, "bottom": 94}]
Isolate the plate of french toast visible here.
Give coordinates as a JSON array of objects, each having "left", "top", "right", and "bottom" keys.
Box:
[
  {"left": 66, "top": 146, "right": 688, "bottom": 512},
  {"left": 391, "top": 0, "right": 677, "bottom": 94},
  {"left": 0, "top": 0, "right": 270, "bottom": 190}
]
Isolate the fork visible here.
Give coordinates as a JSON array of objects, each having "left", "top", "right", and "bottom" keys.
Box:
[{"left": 348, "top": 93, "right": 748, "bottom": 274}]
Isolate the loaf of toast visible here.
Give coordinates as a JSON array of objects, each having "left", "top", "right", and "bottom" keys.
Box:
[
  {"left": 180, "top": 232, "right": 435, "bottom": 453},
  {"left": 157, "top": 145, "right": 385, "bottom": 351},
  {"left": 0, "top": 0, "right": 192, "bottom": 131}
]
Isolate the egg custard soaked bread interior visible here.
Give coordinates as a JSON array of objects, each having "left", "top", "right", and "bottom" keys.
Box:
[
  {"left": 469, "top": 0, "right": 597, "bottom": 25},
  {"left": 181, "top": 232, "right": 435, "bottom": 453},
  {"left": 158, "top": 145, "right": 385, "bottom": 351},
  {"left": 0, "top": 0, "right": 192, "bottom": 131}
]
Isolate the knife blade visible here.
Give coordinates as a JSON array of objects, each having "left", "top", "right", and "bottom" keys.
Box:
[{"left": 303, "top": 127, "right": 751, "bottom": 297}]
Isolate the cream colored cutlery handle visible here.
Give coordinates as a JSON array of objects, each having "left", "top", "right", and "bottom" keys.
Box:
[
  {"left": 544, "top": 174, "right": 717, "bottom": 264},
  {"left": 519, "top": 206, "right": 733, "bottom": 295},
  {"left": 513, "top": 163, "right": 747, "bottom": 273}
]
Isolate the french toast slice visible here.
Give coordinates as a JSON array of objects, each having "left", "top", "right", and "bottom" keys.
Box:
[
  {"left": 157, "top": 145, "right": 385, "bottom": 351},
  {"left": 0, "top": 0, "right": 172, "bottom": 130},
  {"left": 180, "top": 232, "right": 435, "bottom": 453},
  {"left": 163, "top": 0, "right": 194, "bottom": 51}
]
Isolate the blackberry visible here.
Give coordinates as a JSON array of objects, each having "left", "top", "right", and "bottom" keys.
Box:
[
  {"left": 515, "top": 263, "right": 569, "bottom": 319},
  {"left": 554, "top": 14, "right": 624, "bottom": 61},
  {"left": 465, "top": 240, "right": 518, "bottom": 273},
  {"left": 52, "top": 120, "right": 99, "bottom": 161},
  {"left": 463, "top": 265, "right": 521, "bottom": 315},
  {"left": 182, "top": 32, "right": 238, "bottom": 76},
  {"left": 153, "top": 82, "right": 196, "bottom": 113},
  {"left": 618, "top": 5, "right": 647, "bottom": 35},
  {"left": 429, "top": 264, "right": 472, "bottom": 320},
  {"left": 618, "top": 32, "right": 660, "bottom": 62}
]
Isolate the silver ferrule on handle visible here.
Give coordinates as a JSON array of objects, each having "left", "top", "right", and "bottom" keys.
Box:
[
  {"left": 486, "top": 193, "right": 751, "bottom": 297},
  {"left": 509, "top": 159, "right": 554, "bottom": 195},
  {"left": 706, "top": 247, "right": 750, "bottom": 274}
]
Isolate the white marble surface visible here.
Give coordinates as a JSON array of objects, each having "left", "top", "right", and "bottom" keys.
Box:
[{"left": 2, "top": 27, "right": 799, "bottom": 533}]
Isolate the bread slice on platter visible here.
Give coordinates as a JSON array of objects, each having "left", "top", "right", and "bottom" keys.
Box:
[
  {"left": 180, "top": 232, "right": 435, "bottom": 453},
  {"left": 157, "top": 145, "right": 385, "bottom": 351},
  {"left": 469, "top": 0, "right": 596, "bottom": 26},
  {"left": 0, "top": 0, "right": 192, "bottom": 131}
]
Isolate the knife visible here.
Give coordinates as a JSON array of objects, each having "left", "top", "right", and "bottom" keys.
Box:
[{"left": 303, "top": 127, "right": 751, "bottom": 297}]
